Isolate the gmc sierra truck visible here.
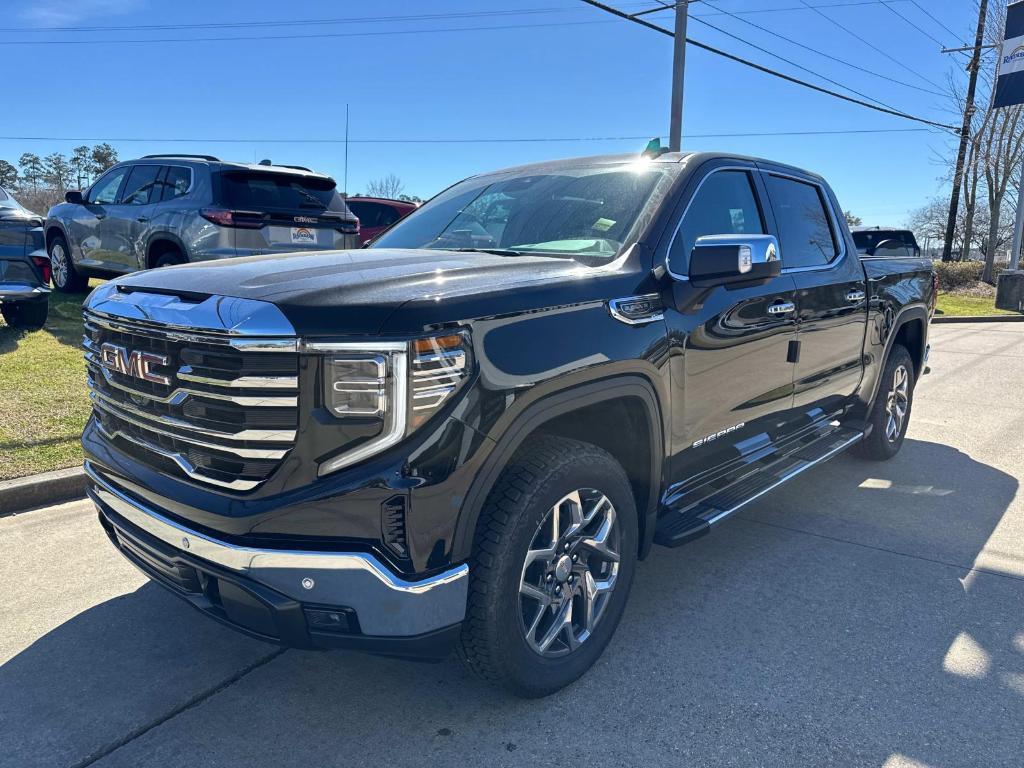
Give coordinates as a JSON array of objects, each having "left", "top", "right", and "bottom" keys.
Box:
[{"left": 82, "top": 151, "right": 936, "bottom": 697}]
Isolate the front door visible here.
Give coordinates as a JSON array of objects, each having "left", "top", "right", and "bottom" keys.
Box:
[
  {"left": 96, "top": 163, "right": 162, "bottom": 272},
  {"left": 660, "top": 163, "right": 802, "bottom": 488},
  {"left": 70, "top": 165, "right": 131, "bottom": 271},
  {"left": 758, "top": 168, "right": 867, "bottom": 415}
]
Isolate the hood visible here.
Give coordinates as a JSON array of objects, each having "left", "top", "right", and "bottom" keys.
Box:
[{"left": 111, "top": 248, "right": 605, "bottom": 336}]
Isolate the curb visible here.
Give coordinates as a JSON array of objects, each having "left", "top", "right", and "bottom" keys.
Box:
[
  {"left": 932, "top": 314, "right": 1024, "bottom": 323},
  {"left": 0, "top": 466, "right": 87, "bottom": 517}
]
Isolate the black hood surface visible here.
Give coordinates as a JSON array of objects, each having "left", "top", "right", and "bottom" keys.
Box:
[{"left": 113, "top": 248, "right": 604, "bottom": 336}]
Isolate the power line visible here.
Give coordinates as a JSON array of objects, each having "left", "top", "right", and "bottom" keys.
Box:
[
  {"left": 906, "top": 0, "right": 965, "bottom": 44},
  {"left": 690, "top": 13, "right": 907, "bottom": 113},
  {"left": 796, "top": 0, "right": 947, "bottom": 92},
  {"left": 878, "top": 0, "right": 949, "bottom": 49},
  {"left": 579, "top": 0, "right": 958, "bottom": 132},
  {"left": 700, "top": 0, "right": 945, "bottom": 97},
  {"left": 0, "top": 129, "right": 933, "bottom": 146}
]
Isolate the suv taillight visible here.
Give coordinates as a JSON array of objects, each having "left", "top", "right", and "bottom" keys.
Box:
[
  {"left": 200, "top": 208, "right": 264, "bottom": 229},
  {"left": 31, "top": 254, "right": 51, "bottom": 284}
]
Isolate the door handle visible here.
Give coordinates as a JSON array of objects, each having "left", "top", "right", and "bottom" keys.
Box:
[
  {"left": 767, "top": 300, "right": 796, "bottom": 315},
  {"left": 94, "top": 212, "right": 106, "bottom": 220},
  {"left": 136, "top": 216, "right": 150, "bottom": 223},
  {"left": 845, "top": 289, "right": 866, "bottom": 303}
]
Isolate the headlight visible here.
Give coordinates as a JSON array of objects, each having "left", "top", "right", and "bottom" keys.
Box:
[{"left": 311, "top": 332, "right": 471, "bottom": 476}]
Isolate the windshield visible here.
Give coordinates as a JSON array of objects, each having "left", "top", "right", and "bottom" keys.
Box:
[{"left": 370, "top": 163, "right": 670, "bottom": 264}]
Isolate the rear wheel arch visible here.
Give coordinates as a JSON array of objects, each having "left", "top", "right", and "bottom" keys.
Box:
[
  {"left": 146, "top": 235, "right": 188, "bottom": 269},
  {"left": 453, "top": 376, "right": 664, "bottom": 564}
]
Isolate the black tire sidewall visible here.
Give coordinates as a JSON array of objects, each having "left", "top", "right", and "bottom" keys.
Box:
[
  {"left": 489, "top": 452, "right": 638, "bottom": 696},
  {"left": 154, "top": 251, "right": 186, "bottom": 268},
  {"left": 862, "top": 344, "right": 915, "bottom": 459}
]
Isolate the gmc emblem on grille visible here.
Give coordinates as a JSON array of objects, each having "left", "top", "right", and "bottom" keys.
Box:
[{"left": 99, "top": 342, "right": 170, "bottom": 386}]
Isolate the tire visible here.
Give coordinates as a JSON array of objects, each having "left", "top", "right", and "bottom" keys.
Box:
[
  {"left": 457, "top": 435, "right": 638, "bottom": 697},
  {"left": 855, "top": 343, "right": 915, "bottom": 461},
  {"left": 0, "top": 297, "right": 48, "bottom": 331},
  {"left": 153, "top": 250, "right": 186, "bottom": 268},
  {"left": 49, "top": 234, "right": 88, "bottom": 293}
]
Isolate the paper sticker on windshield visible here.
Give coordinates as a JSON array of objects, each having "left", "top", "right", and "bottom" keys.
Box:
[
  {"left": 593, "top": 217, "right": 616, "bottom": 232},
  {"left": 291, "top": 227, "right": 316, "bottom": 245}
]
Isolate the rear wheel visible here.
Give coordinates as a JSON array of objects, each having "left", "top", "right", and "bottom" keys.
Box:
[
  {"left": 1, "top": 297, "right": 48, "bottom": 330},
  {"left": 856, "top": 343, "right": 915, "bottom": 461},
  {"left": 153, "top": 249, "right": 186, "bottom": 268},
  {"left": 49, "top": 234, "right": 88, "bottom": 293},
  {"left": 458, "top": 435, "right": 638, "bottom": 697}
]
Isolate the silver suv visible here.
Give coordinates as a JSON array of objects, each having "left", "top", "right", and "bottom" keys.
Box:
[{"left": 44, "top": 154, "right": 359, "bottom": 292}]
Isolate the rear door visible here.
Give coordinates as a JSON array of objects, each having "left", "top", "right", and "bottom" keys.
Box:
[
  {"left": 759, "top": 168, "right": 867, "bottom": 414},
  {"left": 216, "top": 170, "right": 358, "bottom": 254},
  {"left": 661, "top": 162, "right": 802, "bottom": 486}
]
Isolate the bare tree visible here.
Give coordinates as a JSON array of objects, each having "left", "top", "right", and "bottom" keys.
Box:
[{"left": 365, "top": 174, "right": 405, "bottom": 199}]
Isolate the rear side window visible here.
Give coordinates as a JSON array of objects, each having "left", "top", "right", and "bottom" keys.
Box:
[
  {"left": 157, "top": 166, "right": 191, "bottom": 201},
  {"left": 219, "top": 172, "right": 346, "bottom": 212},
  {"left": 669, "top": 170, "right": 764, "bottom": 275},
  {"left": 765, "top": 175, "right": 839, "bottom": 268},
  {"left": 121, "top": 165, "right": 162, "bottom": 205}
]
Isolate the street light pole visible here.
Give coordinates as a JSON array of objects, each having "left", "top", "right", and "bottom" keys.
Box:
[
  {"left": 668, "top": 1, "right": 689, "bottom": 151},
  {"left": 940, "top": 0, "right": 989, "bottom": 262}
]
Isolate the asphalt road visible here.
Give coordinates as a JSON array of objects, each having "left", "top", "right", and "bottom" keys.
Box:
[{"left": 3, "top": 322, "right": 1023, "bottom": 768}]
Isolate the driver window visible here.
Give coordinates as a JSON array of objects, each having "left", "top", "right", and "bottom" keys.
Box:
[
  {"left": 87, "top": 167, "right": 129, "bottom": 205},
  {"left": 669, "top": 170, "right": 765, "bottom": 275}
]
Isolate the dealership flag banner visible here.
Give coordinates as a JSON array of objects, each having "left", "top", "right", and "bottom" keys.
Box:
[{"left": 996, "top": 0, "right": 1024, "bottom": 108}]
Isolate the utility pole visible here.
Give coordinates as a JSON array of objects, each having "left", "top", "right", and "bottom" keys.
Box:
[
  {"left": 941, "top": 0, "right": 989, "bottom": 262},
  {"left": 668, "top": 1, "right": 689, "bottom": 151}
]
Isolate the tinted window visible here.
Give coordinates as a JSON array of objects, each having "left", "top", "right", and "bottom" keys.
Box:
[
  {"left": 0, "top": 188, "right": 8, "bottom": 201},
  {"left": 872, "top": 240, "right": 911, "bottom": 259},
  {"left": 765, "top": 175, "right": 838, "bottom": 268},
  {"left": 88, "top": 167, "right": 129, "bottom": 204},
  {"left": 346, "top": 201, "right": 384, "bottom": 227},
  {"left": 219, "top": 171, "right": 347, "bottom": 212},
  {"left": 158, "top": 166, "right": 191, "bottom": 201},
  {"left": 121, "top": 165, "right": 161, "bottom": 205},
  {"left": 378, "top": 205, "right": 401, "bottom": 227},
  {"left": 669, "top": 170, "right": 764, "bottom": 274}
]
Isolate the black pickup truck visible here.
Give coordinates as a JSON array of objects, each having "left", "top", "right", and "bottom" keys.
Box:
[{"left": 82, "top": 151, "right": 936, "bottom": 697}]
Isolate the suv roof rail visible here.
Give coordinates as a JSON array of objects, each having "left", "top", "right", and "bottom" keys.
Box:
[
  {"left": 142, "top": 153, "right": 220, "bottom": 161},
  {"left": 278, "top": 164, "right": 313, "bottom": 172}
]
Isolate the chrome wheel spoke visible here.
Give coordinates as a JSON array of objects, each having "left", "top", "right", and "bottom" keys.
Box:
[
  {"left": 520, "top": 580, "right": 550, "bottom": 605},
  {"left": 580, "top": 506, "right": 619, "bottom": 564},
  {"left": 537, "top": 599, "right": 573, "bottom": 653}
]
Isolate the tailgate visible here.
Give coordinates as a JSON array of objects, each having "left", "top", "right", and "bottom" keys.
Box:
[{"left": 234, "top": 211, "right": 359, "bottom": 253}]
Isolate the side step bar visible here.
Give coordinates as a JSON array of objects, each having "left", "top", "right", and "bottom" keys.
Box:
[{"left": 653, "top": 425, "right": 865, "bottom": 548}]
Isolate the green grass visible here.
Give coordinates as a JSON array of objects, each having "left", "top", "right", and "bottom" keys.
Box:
[
  {"left": 935, "top": 293, "right": 1018, "bottom": 317},
  {"left": 0, "top": 285, "right": 95, "bottom": 480}
]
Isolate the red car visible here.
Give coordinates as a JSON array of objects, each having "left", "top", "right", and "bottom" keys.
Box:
[{"left": 344, "top": 196, "right": 418, "bottom": 245}]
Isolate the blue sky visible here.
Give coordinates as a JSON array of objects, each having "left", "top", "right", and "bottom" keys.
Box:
[{"left": 3, "top": 0, "right": 976, "bottom": 224}]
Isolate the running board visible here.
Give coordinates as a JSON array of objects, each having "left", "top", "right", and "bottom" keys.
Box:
[{"left": 653, "top": 425, "right": 865, "bottom": 548}]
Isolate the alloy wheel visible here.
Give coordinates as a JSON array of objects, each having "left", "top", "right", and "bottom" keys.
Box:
[
  {"left": 50, "top": 243, "right": 68, "bottom": 288},
  {"left": 518, "top": 488, "right": 621, "bottom": 657},
  {"left": 884, "top": 364, "right": 910, "bottom": 442}
]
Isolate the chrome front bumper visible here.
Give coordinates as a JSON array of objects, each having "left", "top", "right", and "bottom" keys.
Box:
[{"left": 86, "top": 462, "right": 468, "bottom": 638}]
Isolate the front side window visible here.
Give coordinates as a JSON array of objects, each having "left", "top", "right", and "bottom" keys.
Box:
[
  {"left": 371, "top": 163, "right": 670, "bottom": 265},
  {"left": 669, "top": 170, "right": 765, "bottom": 275},
  {"left": 121, "top": 165, "right": 161, "bottom": 205},
  {"left": 765, "top": 175, "right": 838, "bottom": 268},
  {"left": 87, "top": 167, "right": 129, "bottom": 204}
]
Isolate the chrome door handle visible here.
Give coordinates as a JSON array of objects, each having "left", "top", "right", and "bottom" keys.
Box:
[
  {"left": 846, "top": 289, "right": 866, "bottom": 302},
  {"left": 767, "top": 300, "right": 796, "bottom": 315}
]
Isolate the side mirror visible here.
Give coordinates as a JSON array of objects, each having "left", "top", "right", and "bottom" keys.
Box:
[
  {"left": 65, "top": 190, "right": 84, "bottom": 205},
  {"left": 688, "top": 234, "right": 782, "bottom": 288}
]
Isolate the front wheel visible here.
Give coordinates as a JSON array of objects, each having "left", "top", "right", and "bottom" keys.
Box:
[
  {"left": 49, "top": 235, "right": 88, "bottom": 293},
  {"left": 458, "top": 435, "right": 638, "bottom": 697},
  {"left": 856, "top": 343, "right": 915, "bottom": 461}
]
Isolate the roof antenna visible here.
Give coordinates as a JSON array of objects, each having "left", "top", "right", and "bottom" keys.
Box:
[
  {"left": 258, "top": 158, "right": 273, "bottom": 166},
  {"left": 642, "top": 138, "right": 668, "bottom": 159}
]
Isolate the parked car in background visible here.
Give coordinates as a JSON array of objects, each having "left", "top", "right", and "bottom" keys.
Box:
[
  {"left": 44, "top": 155, "right": 359, "bottom": 292},
  {"left": 344, "top": 196, "right": 417, "bottom": 245},
  {"left": 852, "top": 226, "right": 921, "bottom": 258},
  {"left": 0, "top": 186, "right": 49, "bottom": 330}
]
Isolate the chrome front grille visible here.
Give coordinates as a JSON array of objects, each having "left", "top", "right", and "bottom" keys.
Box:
[{"left": 82, "top": 289, "right": 298, "bottom": 492}]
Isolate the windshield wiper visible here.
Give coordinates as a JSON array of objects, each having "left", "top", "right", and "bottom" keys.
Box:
[
  {"left": 294, "top": 188, "right": 326, "bottom": 209},
  {"left": 442, "top": 247, "right": 524, "bottom": 256}
]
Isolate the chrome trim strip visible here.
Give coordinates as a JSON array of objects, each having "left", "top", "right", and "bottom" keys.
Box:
[
  {"left": 176, "top": 366, "right": 298, "bottom": 390},
  {"left": 86, "top": 461, "right": 469, "bottom": 636},
  {"left": 89, "top": 387, "right": 296, "bottom": 443},
  {"left": 85, "top": 313, "right": 298, "bottom": 351},
  {"left": 302, "top": 340, "right": 407, "bottom": 353},
  {"left": 318, "top": 351, "right": 408, "bottom": 476},
  {"left": 94, "top": 422, "right": 262, "bottom": 491},
  {"left": 89, "top": 394, "right": 289, "bottom": 459},
  {"left": 86, "top": 355, "right": 298, "bottom": 408}
]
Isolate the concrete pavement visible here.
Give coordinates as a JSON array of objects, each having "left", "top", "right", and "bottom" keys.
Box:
[{"left": 2, "top": 323, "right": 1022, "bottom": 768}]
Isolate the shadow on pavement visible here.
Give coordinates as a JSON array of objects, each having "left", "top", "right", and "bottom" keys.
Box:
[{"left": 1, "top": 438, "right": 1021, "bottom": 768}]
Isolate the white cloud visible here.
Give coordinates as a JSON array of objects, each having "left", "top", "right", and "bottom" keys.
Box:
[{"left": 20, "top": 0, "right": 144, "bottom": 27}]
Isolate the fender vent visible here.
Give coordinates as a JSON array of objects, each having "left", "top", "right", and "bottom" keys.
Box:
[{"left": 382, "top": 495, "right": 408, "bottom": 558}]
